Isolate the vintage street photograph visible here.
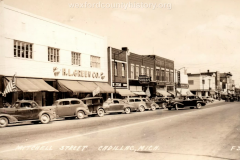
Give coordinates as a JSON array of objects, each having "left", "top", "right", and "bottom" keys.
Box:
[{"left": 0, "top": 0, "right": 239, "bottom": 159}]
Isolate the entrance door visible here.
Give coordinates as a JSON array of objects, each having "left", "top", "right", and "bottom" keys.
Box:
[{"left": 57, "top": 100, "right": 72, "bottom": 117}]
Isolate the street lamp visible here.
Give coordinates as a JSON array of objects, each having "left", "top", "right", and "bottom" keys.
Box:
[{"left": 113, "top": 47, "right": 129, "bottom": 98}]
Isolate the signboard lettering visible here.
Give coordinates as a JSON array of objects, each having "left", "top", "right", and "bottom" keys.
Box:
[{"left": 138, "top": 75, "right": 150, "bottom": 84}]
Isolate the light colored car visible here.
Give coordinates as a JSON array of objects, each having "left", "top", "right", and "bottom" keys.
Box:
[
  {"left": 141, "top": 98, "right": 159, "bottom": 111},
  {"left": 202, "top": 96, "right": 214, "bottom": 103},
  {"left": 103, "top": 99, "right": 137, "bottom": 114},
  {"left": 123, "top": 98, "right": 147, "bottom": 112}
]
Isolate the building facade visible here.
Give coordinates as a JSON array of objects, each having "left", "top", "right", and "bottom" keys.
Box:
[
  {"left": 0, "top": 1, "right": 112, "bottom": 107},
  {"left": 188, "top": 73, "right": 216, "bottom": 97},
  {"left": 128, "top": 53, "right": 155, "bottom": 97},
  {"left": 220, "top": 72, "right": 234, "bottom": 94}
]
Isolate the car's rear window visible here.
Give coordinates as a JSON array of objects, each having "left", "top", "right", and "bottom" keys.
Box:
[
  {"left": 135, "top": 99, "right": 141, "bottom": 102},
  {"left": 71, "top": 100, "right": 80, "bottom": 104},
  {"left": 129, "top": 99, "right": 134, "bottom": 102}
]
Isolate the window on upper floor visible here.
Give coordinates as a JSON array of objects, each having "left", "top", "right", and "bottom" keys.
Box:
[
  {"left": 156, "top": 69, "right": 160, "bottom": 80},
  {"left": 114, "top": 62, "right": 117, "bottom": 76},
  {"left": 189, "top": 80, "right": 194, "bottom": 85},
  {"left": 71, "top": 52, "right": 81, "bottom": 66},
  {"left": 14, "top": 40, "right": 33, "bottom": 59},
  {"left": 136, "top": 66, "right": 139, "bottom": 79},
  {"left": 146, "top": 67, "right": 149, "bottom": 77},
  {"left": 48, "top": 47, "right": 59, "bottom": 62},
  {"left": 122, "top": 63, "right": 125, "bottom": 77},
  {"left": 90, "top": 55, "right": 100, "bottom": 68},
  {"left": 141, "top": 66, "right": 145, "bottom": 75},
  {"left": 131, "top": 64, "right": 134, "bottom": 79},
  {"left": 151, "top": 68, "right": 154, "bottom": 81},
  {"left": 166, "top": 70, "right": 169, "bottom": 82}
]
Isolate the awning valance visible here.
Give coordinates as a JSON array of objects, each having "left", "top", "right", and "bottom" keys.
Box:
[
  {"left": 156, "top": 89, "right": 171, "bottom": 97},
  {"left": 78, "top": 81, "right": 99, "bottom": 92},
  {"left": 176, "top": 88, "right": 194, "bottom": 96},
  {"left": 132, "top": 91, "right": 146, "bottom": 96},
  {"left": 116, "top": 89, "right": 136, "bottom": 96},
  {"left": 58, "top": 80, "right": 91, "bottom": 93},
  {"left": 6, "top": 77, "right": 58, "bottom": 92},
  {"left": 95, "top": 82, "right": 114, "bottom": 93}
]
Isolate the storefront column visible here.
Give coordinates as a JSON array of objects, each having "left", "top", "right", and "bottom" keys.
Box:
[{"left": 35, "top": 92, "right": 42, "bottom": 106}]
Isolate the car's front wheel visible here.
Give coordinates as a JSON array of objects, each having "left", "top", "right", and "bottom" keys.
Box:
[
  {"left": 124, "top": 107, "right": 131, "bottom": 114},
  {"left": 139, "top": 106, "right": 145, "bottom": 112},
  {"left": 77, "top": 111, "right": 85, "bottom": 119},
  {"left": 0, "top": 117, "right": 8, "bottom": 128},
  {"left": 97, "top": 108, "right": 105, "bottom": 117},
  {"left": 196, "top": 103, "right": 202, "bottom": 109},
  {"left": 40, "top": 114, "right": 50, "bottom": 124},
  {"left": 151, "top": 105, "right": 156, "bottom": 111}
]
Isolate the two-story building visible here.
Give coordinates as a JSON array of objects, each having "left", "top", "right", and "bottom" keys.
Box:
[
  {"left": 0, "top": 1, "right": 113, "bottom": 107},
  {"left": 128, "top": 53, "right": 155, "bottom": 97},
  {"left": 107, "top": 47, "right": 134, "bottom": 98},
  {"left": 188, "top": 72, "right": 216, "bottom": 97},
  {"left": 220, "top": 72, "right": 234, "bottom": 94}
]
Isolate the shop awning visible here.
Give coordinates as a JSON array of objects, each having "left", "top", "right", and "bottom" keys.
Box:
[
  {"left": 132, "top": 91, "right": 146, "bottom": 96},
  {"left": 95, "top": 82, "right": 115, "bottom": 93},
  {"left": 78, "top": 81, "right": 99, "bottom": 92},
  {"left": 176, "top": 88, "right": 195, "bottom": 96},
  {"left": 58, "top": 80, "right": 91, "bottom": 93},
  {"left": 116, "top": 89, "right": 136, "bottom": 96},
  {"left": 168, "top": 91, "right": 175, "bottom": 96},
  {"left": 156, "top": 89, "right": 171, "bottom": 97},
  {"left": 6, "top": 77, "right": 58, "bottom": 92}
]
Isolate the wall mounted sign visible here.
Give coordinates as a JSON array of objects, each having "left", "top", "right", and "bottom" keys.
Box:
[
  {"left": 138, "top": 75, "right": 150, "bottom": 84},
  {"left": 53, "top": 67, "right": 105, "bottom": 80}
]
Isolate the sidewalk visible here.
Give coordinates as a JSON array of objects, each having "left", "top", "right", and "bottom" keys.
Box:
[{"left": 206, "top": 100, "right": 225, "bottom": 105}]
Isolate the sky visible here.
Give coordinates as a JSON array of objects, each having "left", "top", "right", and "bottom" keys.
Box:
[{"left": 4, "top": 0, "right": 240, "bottom": 86}]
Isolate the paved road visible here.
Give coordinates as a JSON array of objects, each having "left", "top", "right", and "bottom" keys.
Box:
[{"left": 0, "top": 101, "right": 239, "bottom": 160}]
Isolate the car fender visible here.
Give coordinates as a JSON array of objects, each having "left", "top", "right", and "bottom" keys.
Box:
[
  {"left": 75, "top": 107, "right": 90, "bottom": 115},
  {"left": 197, "top": 101, "right": 206, "bottom": 105},
  {"left": 138, "top": 104, "right": 146, "bottom": 109},
  {"left": 38, "top": 111, "right": 56, "bottom": 121},
  {"left": 0, "top": 114, "right": 18, "bottom": 123}
]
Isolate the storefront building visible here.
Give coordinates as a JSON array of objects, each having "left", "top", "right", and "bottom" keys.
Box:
[
  {"left": 128, "top": 53, "right": 155, "bottom": 97},
  {"left": 107, "top": 47, "right": 134, "bottom": 98},
  {"left": 146, "top": 55, "right": 174, "bottom": 97},
  {"left": 220, "top": 72, "right": 234, "bottom": 94},
  {"left": 187, "top": 73, "right": 216, "bottom": 97},
  {"left": 0, "top": 1, "right": 113, "bottom": 107}
]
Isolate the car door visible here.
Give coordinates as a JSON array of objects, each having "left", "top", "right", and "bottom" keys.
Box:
[
  {"left": 57, "top": 100, "right": 72, "bottom": 117},
  {"left": 70, "top": 100, "right": 81, "bottom": 115},
  {"left": 30, "top": 102, "right": 42, "bottom": 119},
  {"left": 15, "top": 102, "right": 32, "bottom": 120},
  {"left": 109, "top": 100, "right": 122, "bottom": 112}
]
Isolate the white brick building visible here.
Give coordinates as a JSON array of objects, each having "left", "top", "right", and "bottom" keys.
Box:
[{"left": 0, "top": 1, "right": 112, "bottom": 106}]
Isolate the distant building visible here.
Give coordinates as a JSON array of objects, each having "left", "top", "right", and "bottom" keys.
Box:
[{"left": 220, "top": 72, "right": 234, "bottom": 94}]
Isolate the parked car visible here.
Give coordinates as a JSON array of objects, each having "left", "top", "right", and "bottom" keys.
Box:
[
  {"left": 81, "top": 97, "right": 106, "bottom": 117},
  {"left": 52, "top": 98, "right": 90, "bottom": 119},
  {"left": 123, "top": 97, "right": 147, "bottom": 112},
  {"left": 167, "top": 96, "right": 206, "bottom": 110},
  {"left": 153, "top": 97, "right": 172, "bottom": 109},
  {"left": 103, "top": 98, "right": 137, "bottom": 114},
  {"left": 202, "top": 96, "right": 214, "bottom": 103},
  {"left": 141, "top": 98, "right": 159, "bottom": 110},
  {"left": 0, "top": 100, "right": 56, "bottom": 128}
]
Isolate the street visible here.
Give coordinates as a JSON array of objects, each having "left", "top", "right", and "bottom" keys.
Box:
[{"left": 0, "top": 101, "right": 239, "bottom": 160}]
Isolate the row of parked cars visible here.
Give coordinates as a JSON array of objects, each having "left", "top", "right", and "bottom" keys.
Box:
[{"left": 0, "top": 95, "right": 208, "bottom": 128}]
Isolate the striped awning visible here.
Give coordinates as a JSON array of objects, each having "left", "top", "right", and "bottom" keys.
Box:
[
  {"left": 6, "top": 77, "right": 58, "bottom": 92},
  {"left": 57, "top": 80, "right": 91, "bottom": 92}
]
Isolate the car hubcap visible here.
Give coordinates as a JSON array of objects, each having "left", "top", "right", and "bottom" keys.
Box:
[
  {"left": 126, "top": 108, "right": 130, "bottom": 113},
  {"left": 78, "top": 112, "right": 84, "bottom": 118},
  {"left": 0, "top": 119, "right": 6, "bottom": 125},
  {"left": 99, "top": 110, "right": 103, "bottom": 116},
  {"left": 41, "top": 115, "right": 48, "bottom": 122}
]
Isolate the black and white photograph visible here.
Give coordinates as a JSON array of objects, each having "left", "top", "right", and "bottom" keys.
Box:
[{"left": 0, "top": 0, "right": 240, "bottom": 159}]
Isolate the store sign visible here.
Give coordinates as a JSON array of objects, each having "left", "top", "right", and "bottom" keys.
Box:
[
  {"left": 112, "top": 83, "right": 127, "bottom": 87},
  {"left": 138, "top": 75, "right": 150, "bottom": 84},
  {"left": 53, "top": 67, "right": 105, "bottom": 79}
]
